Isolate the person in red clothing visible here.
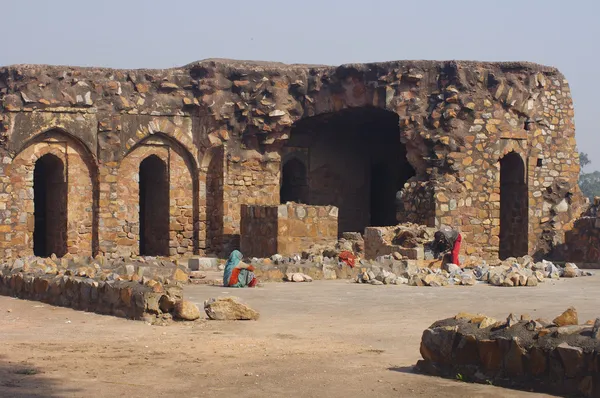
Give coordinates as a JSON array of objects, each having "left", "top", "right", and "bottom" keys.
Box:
[{"left": 433, "top": 225, "right": 462, "bottom": 267}]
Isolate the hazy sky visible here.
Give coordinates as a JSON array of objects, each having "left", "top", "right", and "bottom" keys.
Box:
[{"left": 2, "top": 0, "right": 598, "bottom": 169}]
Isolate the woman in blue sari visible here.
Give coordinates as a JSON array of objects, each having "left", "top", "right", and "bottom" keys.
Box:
[{"left": 223, "top": 250, "right": 258, "bottom": 287}]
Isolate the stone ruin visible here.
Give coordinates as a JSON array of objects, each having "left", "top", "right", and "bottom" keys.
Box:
[
  {"left": 0, "top": 58, "right": 590, "bottom": 264},
  {"left": 416, "top": 308, "right": 600, "bottom": 397}
]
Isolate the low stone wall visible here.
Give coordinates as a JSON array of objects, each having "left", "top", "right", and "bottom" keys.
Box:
[
  {"left": 0, "top": 256, "right": 190, "bottom": 322},
  {"left": 416, "top": 308, "right": 600, "bottom": 397},
  {"left": 240, "top": 203, "right": 338, "bottom": 258}
]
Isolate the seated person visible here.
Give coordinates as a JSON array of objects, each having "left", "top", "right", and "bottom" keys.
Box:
[
  {"left": 433, "top": 225, "right": 462, "bottom": 267},
  {"left": 223, "top": 250, "right": 258, "bottom": 288}
]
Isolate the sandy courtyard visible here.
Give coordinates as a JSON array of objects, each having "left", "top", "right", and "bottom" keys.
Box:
[{"left": 1, "top": 275, "right": 598, "bottom": 397}]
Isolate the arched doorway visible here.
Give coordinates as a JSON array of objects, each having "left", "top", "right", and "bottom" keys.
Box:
[
  {"left": 139, "top": 155, "right": 169, "bottom": 256},
  {"left": 33, "top": 154, "right": 67, "bottom": 257},
  {"left": 284, "top": 107, "right": 416, "bottom": 234},
  {"left": 280, "top": 158, "right": 308, "bottom": 204},
  {"left": 499, "top": 151, "right": 528, "bottom": 259}
]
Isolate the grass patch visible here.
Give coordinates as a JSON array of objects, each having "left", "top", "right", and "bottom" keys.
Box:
[{"left": 14, "top": 368, "right": 39, "bottom": 375}]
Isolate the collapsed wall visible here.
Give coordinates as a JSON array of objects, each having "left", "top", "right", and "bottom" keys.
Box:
[{"left": 0, "top": 59, "right": 585, "bottom": 260}]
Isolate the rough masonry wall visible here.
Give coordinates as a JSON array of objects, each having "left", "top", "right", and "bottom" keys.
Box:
[
  {"left": 222, "top": 157, "right": 279, "bottom": 255},
  {"left": 0, "top": 59, "right": 585, "bottom": 259},
  {"left": 239, "top": 204, "right": 279, "bottom": 258},
  {"left": 240, "top": 203, "right": 338, "bottom": 258},
  {"left": 414, "top": 70, "right": 584, "bottom": 259}
]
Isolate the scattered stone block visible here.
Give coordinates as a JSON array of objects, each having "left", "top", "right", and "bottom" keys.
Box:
[
  {"left": 188, "top": 257, "right": 219, "bottom": 271},
  {"left": 174, "top": 300, "right": 201, "bottom": 321},
  {"left": 204, "top": 297, "right": 259, "bottom": 321}
]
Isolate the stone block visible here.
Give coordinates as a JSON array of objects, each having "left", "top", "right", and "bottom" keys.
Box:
[{"left": 188, "top": 256, "right": 219, "bottom": 271}]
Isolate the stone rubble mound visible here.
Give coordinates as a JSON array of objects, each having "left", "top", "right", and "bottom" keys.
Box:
[
  {"left": 475, "top": 257, "right": 592, "bottom": 287},
  {"left": 354, "top": 255, "right": 592, "bottom": 287},
  {"left": 416, "top": 307, "right": 600, "bottom": 397}
]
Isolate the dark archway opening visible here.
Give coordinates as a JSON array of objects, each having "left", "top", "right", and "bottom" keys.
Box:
[
  {"left": 499, "top": 151, "right": 528, "bottom": 259},
  {"left": 33, "top": 154, "right": 67, "bottom": 257},
  {"left": 139, "top": 155, "right": 169, "bottom": 256},
  {"left": 284, "top": 107, "right": 416, "bottom": 235},
  {"left": 280, "top": 157, "right": 309, "bottom": 204},
  {"left": 370, "top": 163, "right": 394, "bottom": 226}
]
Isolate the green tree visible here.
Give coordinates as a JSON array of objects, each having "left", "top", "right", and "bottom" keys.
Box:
[
  {"left": 579, "top": 153, "right": 600, "bottom": 200},
  {"left": 580, "top": 152, "right": 591, "bottom": 170}
]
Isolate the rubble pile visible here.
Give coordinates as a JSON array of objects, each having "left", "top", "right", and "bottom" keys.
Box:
[
  {"left": 354, "top": 255, "right": 592, "bottom": 287},
  {"left": 473, "top": 257, "right": 592, "bottom": 287},
  {"left": 416, "top": 307, "right": 600, "bottom": 397},
  {"left": 247, "top": 253, "right": 363, "bottom": 282},
  {"left": 297, "top": 232, "right": 365, "bottom": 260},
  {"left": 364, "top": 223, "right": 438, "bottom": 260},
  {"left": 239, "top": 248, "right": 594, "bottom": 287}
]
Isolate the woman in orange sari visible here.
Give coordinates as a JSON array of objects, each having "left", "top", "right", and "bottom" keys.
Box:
[{"left": 223, "top": 250, "right": 258, "bottom": 288}]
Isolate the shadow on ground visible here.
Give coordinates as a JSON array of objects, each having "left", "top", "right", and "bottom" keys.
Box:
[
  {"left": 0, "top": 355, "right": 79, "bottom": 397},
  {"left": 388, "top": 366, "right": 415, "bottom": 374}
]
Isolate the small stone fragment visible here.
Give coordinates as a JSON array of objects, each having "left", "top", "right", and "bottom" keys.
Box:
[
  {"left": 479, "top": 316, "right": 497, "bottom": 329},
  {"left": 525, "top": 276, "right": 538, "bottom": 287},
  {"left": 506, "top": 313, "right": 519, "bottom": 328},
  {"left": 553, "top": 307, "right": 578, "bottom": 327},
  {"left": 189, "top": 271, "right": 207, "bottom": 279}
]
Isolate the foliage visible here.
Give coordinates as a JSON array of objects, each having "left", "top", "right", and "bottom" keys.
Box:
[
  {"left": 579, "top": 153, "right": 600, "bottom": 200},
  {"left": 580, "top": 152, "right": 591, "bottom": 169},
  {"left": 579, "top": 171, "right": 600, "bottom": 200}
]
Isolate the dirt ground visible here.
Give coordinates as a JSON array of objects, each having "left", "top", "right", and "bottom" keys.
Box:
[{"left": 1, "top": 275, "right": 598, "bottom": 398}]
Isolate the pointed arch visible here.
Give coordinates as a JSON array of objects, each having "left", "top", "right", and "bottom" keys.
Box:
[
  {"left": 11, "top": 129, "right": 98, "bottom": 257},
  {"left": 117, "top": 133, "right": 199, "bottom": 257}
]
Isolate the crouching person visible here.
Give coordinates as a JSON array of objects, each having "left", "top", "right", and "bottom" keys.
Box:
[
  {"left": 223, "top": 250, "right": 258, "bottom": 288},
  {"left": 433, "top": 225, "right": 462, "bottom": 267}
]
